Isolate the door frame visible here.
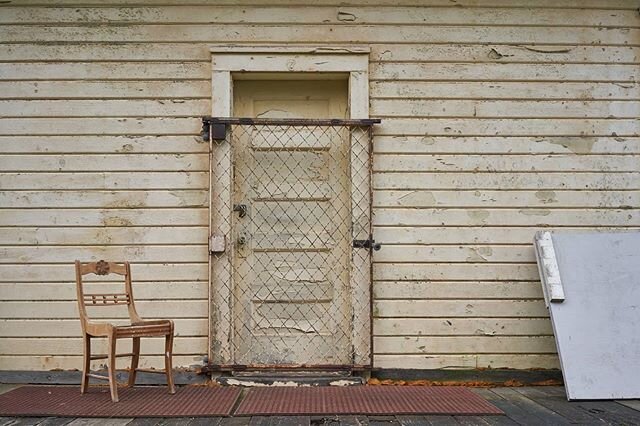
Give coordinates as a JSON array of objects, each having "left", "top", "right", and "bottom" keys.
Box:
[{"left": 208, "top": 45, "right": 372, "bottom": 368}]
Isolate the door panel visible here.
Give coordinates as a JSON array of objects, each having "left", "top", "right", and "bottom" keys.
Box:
[{"left": 232, "top": 80, "right": 352, "bottom": 365}]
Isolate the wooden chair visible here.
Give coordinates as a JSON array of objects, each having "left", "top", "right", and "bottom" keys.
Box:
[{"left": 75, "top": 260, "right": 176, "bottom": 402}]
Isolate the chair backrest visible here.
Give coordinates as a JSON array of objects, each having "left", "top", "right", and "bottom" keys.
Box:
[{"left": 75, "top": 260, "right": 142, "bottom": 328}]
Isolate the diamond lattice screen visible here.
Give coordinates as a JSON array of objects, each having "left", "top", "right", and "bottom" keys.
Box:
[{"left": 210, "top": 121, "right": 372, "bottom": 367}]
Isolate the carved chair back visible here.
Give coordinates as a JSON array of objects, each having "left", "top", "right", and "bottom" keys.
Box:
[{"left": 75, "top": 260, "right": 143, "bottom": 330}]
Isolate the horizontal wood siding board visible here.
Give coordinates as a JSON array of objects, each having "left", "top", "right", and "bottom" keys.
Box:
[
  {"left": 0, "top": 282, "right": 207, "bottom": 301},
  {"left": 373, "top": 172, "right": 640, "bottom": 190},
  {"left": 4, "top": 1, "right": 640, "bottom": 7},
  {"left": 1, "top": 25, "right": 637, "bottom": 45},
  {"left": 2, "top": 44, "right": 639, "bottom": 64},
  {"left": 0, "top": 318, "right": 207, "bottom": 337},
  {"left": 1, "top": 300, "right": 207, "bottom": 318},
  {"left": 0, "top": 356, "right": 206, "bottom": 371},
  {"left": 0, "top": 227, "right": 208, "bottom": 245},
  {"left": 373, "top": 136, "right": 640, "bottom": 154},
  {"left": 373, "top": 226, "right": 640, "bottom": 244},
  {"left": 372, "top": 354, "right": 560, "bottom": 370},
  {"left": 1, "top": 7, "right": 638, "bottom": 27},
  {"left": 1, "top": 2, "right": 637, "bottom": 371}
]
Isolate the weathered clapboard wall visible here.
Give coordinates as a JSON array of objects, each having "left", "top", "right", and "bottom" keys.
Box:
[{"left": 0, "top": 0, "right": 638, "bottom": 372}]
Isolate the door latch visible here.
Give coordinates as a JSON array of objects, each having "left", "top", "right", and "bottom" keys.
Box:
[
  {"left": 233, "top": 204, "right": 247, "bottom": 218},
  {"left": 353, "top": 236, "right": 382, "bottom": 252}
]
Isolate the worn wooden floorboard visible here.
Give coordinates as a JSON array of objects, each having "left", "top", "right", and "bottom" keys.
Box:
[
  {"left": 395, "top": 416, "right": 426, "bottom": 426},
  {"left": 616, "top": 400, "right": 640, "bottom": 412},
  {"left": 475, "top": 388, "right": 555, "bottom": 426},
  {"left": 512, "top": 387, "right": 604, "bottom": 424},
  {"left": 491, "top": 387, "right": 572, "bottom": 425},
  {"left": 123, "top": 419, "right": 162, "bottom": 426},
  {"left": 452, "top": 416, "right": 490, "bottom": 425},
  {"left": 422, "top": 416, "right": 459, "bottom": 426},
  {"left": 570, "top": 400, "right": 640, "bottom": 425}
]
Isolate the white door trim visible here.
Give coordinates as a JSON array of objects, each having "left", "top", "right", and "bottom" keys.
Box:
[{"left": 208, "top": 46, "right": 371, "bottom": 366}]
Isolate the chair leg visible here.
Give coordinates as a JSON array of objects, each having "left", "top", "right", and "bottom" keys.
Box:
[
  {"left": 164, "top": 332, "right": 176, "bottom": 394},
  {"left": 128, "top": 337, "right": 140, "bottom": 387},
  {"left": 107, "top": 333, "right": 119, "bottom": 403},
  {"left": 80, "top": 335, "right": 91, "bottom": 394}
]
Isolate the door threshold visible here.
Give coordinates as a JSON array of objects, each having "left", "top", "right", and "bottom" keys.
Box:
[{"left": 216, "top": 369, "right": 366, "bottom": 386}]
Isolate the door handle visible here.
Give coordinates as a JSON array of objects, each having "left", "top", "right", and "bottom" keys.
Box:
[{"left": 233, "top": 204, "right": 247, "bottom": 218}]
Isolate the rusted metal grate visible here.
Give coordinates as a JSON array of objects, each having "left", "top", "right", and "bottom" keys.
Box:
[
  {"left": 206, "top": 117, "right": 378, "bottom": 369},
  {"left": 0, "top": 386, "right": 241, "bottom": 417},
  {"left": 234, "top": 386, "right": 504, "bottom": 416}
]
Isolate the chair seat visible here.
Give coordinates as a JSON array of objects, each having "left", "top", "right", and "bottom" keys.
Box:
[{"left": 115, "top": 320, "right": 172, "bottom": 338}]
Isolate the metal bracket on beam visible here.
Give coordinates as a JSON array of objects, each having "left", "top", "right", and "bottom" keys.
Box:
[{"left": 201, "top": 118, "right": 228, "bottom": 142}]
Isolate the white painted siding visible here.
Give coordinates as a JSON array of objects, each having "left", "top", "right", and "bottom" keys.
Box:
[{"left": 0, "top": 0, "right": 638, "bottom": 371}]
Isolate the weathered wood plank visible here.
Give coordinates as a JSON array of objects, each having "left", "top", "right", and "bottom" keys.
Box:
[
  {"left": 373, "top": 136, "right": 640, "bottom": 155},
  {"left": 373, "top": 318, "right": 553, "bottom": 336},
  {"left": 0, "top": 208, "right": 208, "bottom": 227},
  {"left": 0, "top": 100, "right": 210, "bottom": 117},
  {"left": 0, "top": 136, "right": 209, "bottom": 154},
  {"left": 512, "top": 388, "right": 602, "bottom": 424},
  {"left": 372, "top": 63, "right": 639, "bottom": 82},
  {"left": 0, "top": 281, "right": 207, "bottom": 301},
  {"left": 373, "top": 226, "right": 640, "bottom": 244},
  {"left": 0, "top": 318, "right": 207, "bottom": 337},
  {"left": 0, "top": 117, "right": 201, "bottom": 135},
  {"left": 0, "top": 300, "right": 208, "bottom": 319},
  {"left": 372, "top": 208, "right": 640, "bottom": 226},
  {"left": 375, "top": 118, "right": 639, "bottom": 137},
  {"left": 0, "top": 190, "right": 208, "bottom": 209},
  {"left": 372, "top": 81, "right": 640, "bottom": 100},
  {"left": 0, "top": 81, "right": 210, "bottom": 99},
  {"left": 373, "top": 172, "right": 640, "bottom": 190},
  {"left": 0, "top": 172, "right": 208, "bottom": 190},
  {"left": 0, "top": 227, "right": 208, "bottom": 246},
  {"left": 0, "top": 355, "right": 203, "bottom": 370},
  {"left": 5, "top": 0, "right": 639, "bottom": 7},
  {"left": 474, "top": 389, "right": 551, "bottom": 426},
  {"left": 0, "top": 154, "right": 207, "bottom": 172},
  {"left": 0, "top": 263, "right": 207, "bottom": 282},
  {"left": 1, "top": 6, "right": 637, "bottom": 27},
  {"left": 0, "top": 337, "right": 207, "bottom": 355},
  {"left": 373, "top": 154, "right": 640, "bottom": 172},
  {"left": 374, "top": 299, "right": 548, "bottom": 318},
  {"left": 371, "top": 44, "right": 640, "bottom": 64},
  {"left": 373, "top": 354, "right": 560, "bottom": 369},
  {"left": 491, "top": 388, "right": 572, "bottom": 425},
  {"left": 3, "top": 43, "right": 639, "bottom": 64},
  {"left": 373, "top": 245, "right": 535, "bottom": 263},
  {"left": 374, "top": 264, "right": 542, "bottom": 281},
  {"left": 1, "top": 25, "right": 635, "bottom": 45},
  {"left": 373, "top": 281, "right": 543, "bottom": 299},
  {"left": 0, "top": 62, "right": 210, "bottom": 80},
  {"left": 375, "top": 336, "right": 557, "bottom": 354},
  {"left": 372, "top": 99, "right": 640, "bottom": 118},
  {"left": 373, "top": 190, "right": 640, "bottom": 208},
  {"left": 0, "top": 244, "right": 209, "bottom": 265}
]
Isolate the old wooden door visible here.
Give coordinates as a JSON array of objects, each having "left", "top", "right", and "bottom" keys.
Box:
[{"left": 230, "top": 80, "right": 357, "bottom": 366}]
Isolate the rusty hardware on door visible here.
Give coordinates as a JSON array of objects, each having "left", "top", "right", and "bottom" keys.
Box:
[
  {"left": 233, "top": 204, "right": 247, "bottom": 218},
  {"left": 353, "top": 237, "right": 382, "bottom": 253}
]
